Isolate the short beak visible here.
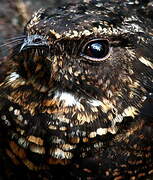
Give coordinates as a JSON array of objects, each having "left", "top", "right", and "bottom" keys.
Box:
[{"left": 20, "top": 34, "right": 48, "bottom": 52}]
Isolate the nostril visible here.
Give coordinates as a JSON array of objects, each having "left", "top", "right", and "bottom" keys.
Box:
[{"left": 33, "top": 38, "right": 42, "bottom": 43}]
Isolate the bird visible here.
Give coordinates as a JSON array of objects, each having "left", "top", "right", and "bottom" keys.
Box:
[{"left": 0, "top": 0, "right": 153, "bottom": 179}]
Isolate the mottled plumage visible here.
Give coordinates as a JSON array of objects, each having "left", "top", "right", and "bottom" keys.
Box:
[{"left": 0, "top": 0, "right": 153, "bottom": 179}]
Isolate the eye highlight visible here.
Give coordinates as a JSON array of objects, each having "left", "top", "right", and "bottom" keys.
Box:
[{"left": 81, "top": 39, "right": 111, "bottom": 62}]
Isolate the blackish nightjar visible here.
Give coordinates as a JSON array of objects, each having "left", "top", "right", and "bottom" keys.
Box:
[{"left": 0, "top": 0, "right": 153, "bottom": 179}]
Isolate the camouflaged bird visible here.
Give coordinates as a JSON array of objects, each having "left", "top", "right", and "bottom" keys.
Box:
[{"left": 0, "top": 0, "right": 153, "bottom": 179}]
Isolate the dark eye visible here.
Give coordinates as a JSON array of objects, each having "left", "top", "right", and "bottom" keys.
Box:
[{"left": 81, "top": 39, "right": 110, "bottom": 62}]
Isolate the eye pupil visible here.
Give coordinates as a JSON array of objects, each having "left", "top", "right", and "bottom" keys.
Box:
[
  {"left": 86, "top": 42, "right": 105, "bottom": 58},
  {"left": 81, "top": 39, "right": 110, "bottom": 61}
]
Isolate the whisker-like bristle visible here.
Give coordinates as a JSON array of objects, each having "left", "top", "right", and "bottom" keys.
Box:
[
  {"left": 0, "top": 36, "right": 24, "bottom": 59},
  {"left": 0, "top": 39, "right": 24, "bottom": 48},
  {"left": 4, "top": 35, "right": 26, "bottom": 42}
]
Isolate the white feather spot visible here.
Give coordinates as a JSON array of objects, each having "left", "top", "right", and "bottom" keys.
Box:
[
  {"left": 54, "top": 91, "right": 80, "bottom": 107},
  {"left": 9, "top": 106, "right": 14, "bottom": 112},
  {"left": 88, "top": 99, "right": 102, "bottom": 107},
  {"left": 96, "top": 128, "right": 108, "bottom": 135},
  {"left": 8, "top": 72, "right": 20, "bottom": 82}
]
